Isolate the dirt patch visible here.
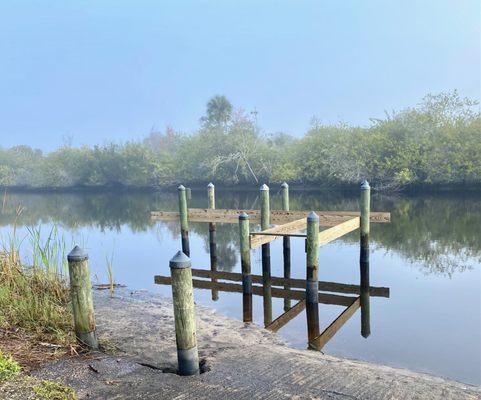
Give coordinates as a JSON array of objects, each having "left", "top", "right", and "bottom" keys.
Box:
[{"left": 0, "top": 329, "right": 77, "bottom": 373}]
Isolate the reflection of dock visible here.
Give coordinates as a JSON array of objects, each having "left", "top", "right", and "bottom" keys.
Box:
[{"left": 154, "top": 268, "right": 390, "bottom": 349}]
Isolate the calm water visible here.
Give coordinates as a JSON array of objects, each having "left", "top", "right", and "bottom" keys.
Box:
[{"left": 1, "top": 189, "right": 480, "bottom": 385}]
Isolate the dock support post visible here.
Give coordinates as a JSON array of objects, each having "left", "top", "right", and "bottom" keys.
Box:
[
  {"left": 281, "top": 182, "right": 291, "bottom": 311},
  {"left": 186, "top": 187, "right": 192, "bottom": 200},
  {"left": 178, "top": 185, "right": 190, "bottom": 257},
  {"left": 170, "top": 251, "right": 199, "bottom": 376},
  {"left": 67, "top": 246, "right": 98, "bottom": 350},
  {"left": 239, "top": 212, "right": 252, "bottom": 323},
  {"left": 360, "top": 180, "right": 371, "bottom": 338},
  {"left": 207, "top": 183, "right": 218, "bottom": 301},
  {"left": 260, "top": 184, "right": 272, "bottom": 326},
  {"left": 306, "top": 212, "right": 320, "bottom": 348}
]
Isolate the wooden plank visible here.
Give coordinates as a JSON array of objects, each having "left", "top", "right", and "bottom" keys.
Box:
[
  {"left": 151, "top": 208, "right": 390, "bottom": 226},
  {"left": 189, "top": 268, "right": 390, "bottom": 297},
  {"left": 154, "top": 276, "right": 357, "bottom": 306},
  {"left": 250, "top": 218, "right": 307, "bottom": 248},
  {"left": 311, "top": 297, "right": 361, "bottom": 350},
  {"left": 265, "top": 300, "right": 306, "bottom": 332},
  {"left": 318, "top": 217, "right": 360, "bottom": 247}
]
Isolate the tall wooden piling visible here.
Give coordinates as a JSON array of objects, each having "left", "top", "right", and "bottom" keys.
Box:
[
  {"left": 306, "top": 212, "right": 320, "bottom": 347},
  {"left": 360, "top": 180, "right": 371, "bottom": 338},
  {"left": 260, "top": 184, "right": 272, "bottom": 326},
  {"left": 178, "top": 185, "right": 190, "bottom": 257},
  {"left": 281, "top": 182, "right": 291, "bottom": 311},
  {"left": 67, "top": 246, "right": 98, "bottom": 350},
  {"left": 207, "top": 183, "right": 219, "bottom": 301},
  {"left": 170, "top": 251, "right": 199, "bottom": 376},
  {"left": 239, "top": 212, "right": 253, "bottom": 323}
]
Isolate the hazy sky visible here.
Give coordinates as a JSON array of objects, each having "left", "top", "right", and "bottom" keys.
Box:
[{"left": 1, "top": 1, "right": 479, "bottom": 150}]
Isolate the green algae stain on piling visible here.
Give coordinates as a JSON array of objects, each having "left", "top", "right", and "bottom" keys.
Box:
[
  {"left": 260, "top": 184, "right": 272, "bottom": 326},
  {"left": 360, "top": 180, "right": 371, "bottom": 338},
  {"left": 178, "top": 185, "right": 190, "bottom": 257},
  {"left": 306, "top": 212, "right": 320, "bottom": 347},
  {"left": 281, "top": 182, "right": 291, "bottom": 312},
  {"left": 170, "top": 251, "right": 199, "bottom": 376},
  {"left": 239, "top": 212, "right": 252, "bottom": 323},
  {"left": 67, "top": 246, "right": 98, "bottom": 349}
]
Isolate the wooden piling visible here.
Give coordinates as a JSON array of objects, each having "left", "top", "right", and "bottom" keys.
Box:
[
  {"left": 169, "top": 251, "right": 199, "bottom": 376},
  {"left": 207, "top": 183, "right": 218, "bottom": 301},
  {"left": 239, "top": 212, "right": 252, "bottom": 323},
  {"left": 281, "top": 182, "right": 291, "bottom": 312},
  {"left": 260, "top": 184, "right": 272, "bottom": 326},
  {"left": 178, "top": 185, "right": 190, "bottom": 257},
  {"left": 360, "top": 180, "right": 371, "bottom": 338},
  {"left": 186, "top": 187, "right": 192, "bottom": 200},
  {"left": 67, "top": 246, "right": 98, "bottom": 350},
  {"left": 306, "top": 212, "right": 320, "bottom": 348}
]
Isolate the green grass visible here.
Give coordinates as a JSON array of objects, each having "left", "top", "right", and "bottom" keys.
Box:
[
  {"left": 0, "top": 350, "right": 21, "bottom": 381},
  {"left": 0, "top": 210, "right": 74, "bottom": 345}
]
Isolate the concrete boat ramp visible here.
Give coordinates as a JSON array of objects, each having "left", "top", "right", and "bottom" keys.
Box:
[{"left": 32, "top": 290, "right": 480, "bottom": 399}]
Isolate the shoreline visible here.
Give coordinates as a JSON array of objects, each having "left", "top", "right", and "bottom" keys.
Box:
[{"left": 30, "top": 289, "right": 480, "bottom": 399}]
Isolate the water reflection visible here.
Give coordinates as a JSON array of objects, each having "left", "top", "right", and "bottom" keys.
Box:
[
  {"left": 1, "top": 189, "right": 480, "bottom": 275},
  {"left": 153, "top": 248, "right": 387, "bottom": 350}
]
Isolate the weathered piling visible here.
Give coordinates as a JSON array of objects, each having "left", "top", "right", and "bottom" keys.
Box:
[
  {"left": 239, "top": 212, "right": 253, "bottom": 323},
  {"left": 306, "top": 212, "right": 320, "bottom": 348},
  {"left": 169, "top": 251, "right": 199, "bottom": 376},
  {"left": 360, "top": 180, "right": 371, "bottom": 338},
  {"left": 281, "top": 182, "right": 291, "bottom": 311},
  {"left": 207, "top": 183, "right": 219, "bottom": 301},
  {"left": 260, "top": 184, "right": 272, "bottom": 326},
  {"left": 178, "top": 185, "right": 190, "bottom": 257},
  {"left": 67, "top": 246, "right": 98, "bottom": 350},
  {"left": 186, "top": 187, "right": 192, "bottom": 200}
]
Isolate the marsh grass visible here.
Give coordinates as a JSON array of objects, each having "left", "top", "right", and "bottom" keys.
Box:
[{"left": 0, "top": 207, "right": 74, "bottom": 346}]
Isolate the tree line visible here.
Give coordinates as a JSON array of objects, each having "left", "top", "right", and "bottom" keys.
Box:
[{"left": 1, "top": 91, "right": 479, "bottom": 191}]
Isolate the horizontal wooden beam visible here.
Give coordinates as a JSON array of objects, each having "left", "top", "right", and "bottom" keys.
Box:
[
  {"left": 310, "top": 297, "right": 361, "bottom": 350},
  {"left": 190, "top": 268, "right": 389, "bottom": 297},
  {"left": 151, "top": 208, "right": 390, "bottom": 226},
  {"left": 318, "top": 217, "right": 360, "bottom": 247},
  {"left": 265, "top": 300, "right": 306, "bottom": 332},
  {"left": 154, "top": 276, "right": 357, "bottom": 306},
  {"left": 250, "top": 218, "right": 307, "bottom": 248}
]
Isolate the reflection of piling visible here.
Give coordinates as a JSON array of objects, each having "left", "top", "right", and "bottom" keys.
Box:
[
  {"left": 306, "top": 212, "right": 320, "bottom": 347},
  {"left": 207, "top": 183, "right": 219, "bottom": 301},
  {"left": 281, "top": 182, "right": 291, "bottom": 311},
  {"left": 260, "top": 184, "right": 272, "bottom": 326},
  {"left": 178, "top": 185, "right": 190, "bottom": 257},
  {"left": 67, "top": 246, "right": 98, "bottom": 350},
  {"left": 239, "top": 212, "right": 252, "bottom": 323},
  {"left": 360, "top": 180, "right": 371, "bottom": 338},
  {"left": 170, "top": 251, "right": 199, "bottom": 376}
]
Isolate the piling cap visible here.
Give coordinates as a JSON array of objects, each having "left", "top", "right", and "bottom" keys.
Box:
[
  {"left": 67, "top": 245, "right": 88, "bottom": 262},
  {"left": 178, "top": 184, "right": 186, "bottom": 191},
  {"left": 207, "top": 182, "right": 214, "bottom": 188},
  {"left": 239, "top": 212, "right": 249, "bottom": 220},
  {"left": 307, "top": 211, "right": 319, "bottom": 221},
  {"left": 260, "top": 184, "right": 269, "bottom": 191},
  {"left": 360, "top": 180, "right": 370, "bottom": 190},
  {"left": 169, "top": 251, "right": 191, "bottom": 269},
  {"left": 281, "top": 182, "right": 289, "bottom": 189}
]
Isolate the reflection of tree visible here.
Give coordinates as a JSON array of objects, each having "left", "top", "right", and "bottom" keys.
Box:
[{"left": 1, "top": 189, "right": 480, "bottom": 277}]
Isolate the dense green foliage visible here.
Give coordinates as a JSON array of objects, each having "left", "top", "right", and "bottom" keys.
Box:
[{"left": 1, "top": 91, "right": 479, "bottom": 190}]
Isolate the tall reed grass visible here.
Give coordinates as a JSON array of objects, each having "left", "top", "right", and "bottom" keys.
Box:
[{"left": 0, "top": 207, "right": 74, "bottom": 345}]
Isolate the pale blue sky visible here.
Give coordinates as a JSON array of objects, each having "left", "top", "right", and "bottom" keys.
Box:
[{"left": 1, "top": 0, "right": 479, "bottom": 150}]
